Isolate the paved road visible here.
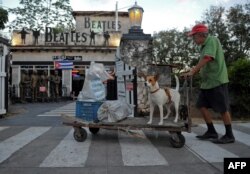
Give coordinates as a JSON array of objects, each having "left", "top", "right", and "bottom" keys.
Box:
[{"left": 0, "top": 101, "right": 249, "bottom": 174}]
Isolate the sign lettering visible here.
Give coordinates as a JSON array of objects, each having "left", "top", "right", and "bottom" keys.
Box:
[
  {"left": 45, "top": 27, "right": 87, "bottom": 45},
  {"left": 84, "top": 17, "right": 121, "bottom": 31}
]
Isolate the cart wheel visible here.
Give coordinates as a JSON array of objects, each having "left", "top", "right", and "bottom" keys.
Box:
[
  {"left": 169, "top": 132, "right": 185, "bottom": 148},
  {"left": 89, "top": 128, "right": 100, "bottom": 135},
  {"left": 73, "top": 127, "right": 87, "bottom": 142}
]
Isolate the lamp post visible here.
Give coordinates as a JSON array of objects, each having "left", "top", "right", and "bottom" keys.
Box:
[
  {"left": 118, "top": 2, "right": 153, "bottom": 117},
  {"left": 119, "top": 1, "right": 153, "bottom": 73}
]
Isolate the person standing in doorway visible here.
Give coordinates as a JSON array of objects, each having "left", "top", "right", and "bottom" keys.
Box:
[{"left": 182, "top": 24, "right": 235, "bottom": 144}]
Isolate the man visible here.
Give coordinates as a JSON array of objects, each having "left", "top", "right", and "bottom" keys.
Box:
[
  {"left": 19, "top": 70, "right": 31, "bottom": 103},
  {"left": 32, "top": 29, "right": 40, "bottom": 45},
  {"left": 89, "top": 29, "right": 97, "bottom": 46},
  {"left": 183, "top": 24, "right": 235, "bottom": 144},
  {"left": 39, "top": 71, "right": 49, "bottom": 102},
  {"left": 31, "top": 70, "right": 39, "bottom": 102},
  {"left": 103, "top": 31, "right": 110, "bottom": 46},
  {"left": 50, "top": 70, "right": 61, "bottom": 102},
  {"left": 18, "top": 28, "right": 29, "bottom": 44}
]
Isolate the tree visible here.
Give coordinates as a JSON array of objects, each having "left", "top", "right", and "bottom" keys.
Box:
[
  {"left": 199, "top": 3, "right": 250, "bottom": 64},
  {"left": 228, "top": 58, "right": 250, "bottom": 118},
  {"left": 226, "top": 3, "right": 250, "bottom": 62},
  {"left": 0, "top": 7, "right": 8, "bottom": 30},
  {"left": 152, "top": 28, "right": 199, "bottom": 72},
  {"left": 8, "top": 0, "right": 74, "bottom": 31}
]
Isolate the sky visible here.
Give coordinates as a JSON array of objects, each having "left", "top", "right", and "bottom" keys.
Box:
[{"left": 1, "top": 0, "right": 249, "bottom": 34}]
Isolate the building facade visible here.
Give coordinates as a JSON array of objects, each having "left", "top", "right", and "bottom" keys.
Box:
[{"left": 10, "top": 11, "right": 130, "bottom": 100}]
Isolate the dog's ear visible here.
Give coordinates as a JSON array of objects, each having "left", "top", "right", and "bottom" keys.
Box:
[{"left": 154, "top": 74, "right": 160, "bottom": 81}]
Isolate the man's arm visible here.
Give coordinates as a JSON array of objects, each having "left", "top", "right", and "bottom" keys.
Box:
[{"left": 183, "top": 56, "right": 213, "bottom": 77}]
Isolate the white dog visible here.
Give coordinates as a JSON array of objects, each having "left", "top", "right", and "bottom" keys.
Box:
[{"left": 145, "top": 74, "right": 180, "bottom": 125}]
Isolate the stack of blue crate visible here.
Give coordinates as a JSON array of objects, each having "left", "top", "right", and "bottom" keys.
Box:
[{"left": 75, "top": 100, "right": 103, "bottom": 122}]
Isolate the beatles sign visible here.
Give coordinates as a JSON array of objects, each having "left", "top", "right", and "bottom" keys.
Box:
[
  {"left": 83, "top": 17, "right": 122, "bottom": 31},
  {"left": 45, "top": 27, "right": 88, "bottom": 45},
  {"left": 12, "top": 14, "right": 130, "bottom": 47}
]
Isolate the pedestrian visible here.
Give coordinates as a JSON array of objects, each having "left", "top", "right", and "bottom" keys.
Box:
[{"left": 182, "top": 24, "right": 235, "bottom": 144}]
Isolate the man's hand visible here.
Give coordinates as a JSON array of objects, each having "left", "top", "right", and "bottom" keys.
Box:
[{"left": 181, "top": 67, "right": 196, "bottom": 78}]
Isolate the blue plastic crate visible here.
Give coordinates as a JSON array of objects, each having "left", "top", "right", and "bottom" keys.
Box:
[{"left": 75, "top": 101, "right": 103, "bottom": 121}]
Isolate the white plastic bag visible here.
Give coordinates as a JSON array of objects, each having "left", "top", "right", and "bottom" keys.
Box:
[
  {"left": 79, "top": 62, "right": 113, "bottom": 101},
  {"left": 88, "top": 62, "right": 114, "bottom": 81},
  {"left": 97, "top": 100, "right": 133, "bottom": 122}
]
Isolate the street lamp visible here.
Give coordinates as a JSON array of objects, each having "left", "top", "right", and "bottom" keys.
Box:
[
  {"left": 119, "top": 1, "right": 152, "bottom": 71},
  {"left": 118, "top": 1, "right": 153, "bottom": 117},
  {"left": 128, "top": 1, "right": 144, "bottom": 31}
]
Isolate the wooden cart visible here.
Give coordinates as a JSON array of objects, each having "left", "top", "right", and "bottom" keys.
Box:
[
  {"left": 62, "top": 78, "right": 192, "bottom": 148},
  {"left": 62, "top": 113, "right": 191, "bottom": 148}
]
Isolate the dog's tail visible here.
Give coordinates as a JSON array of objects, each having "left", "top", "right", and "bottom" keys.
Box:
[{"left": 174, "top": 75, "right": 179, "bottom": 91}]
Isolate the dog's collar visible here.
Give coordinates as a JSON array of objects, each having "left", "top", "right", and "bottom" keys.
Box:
[{"left": 150, "top": 88, "right": 160, "bottom": 94}]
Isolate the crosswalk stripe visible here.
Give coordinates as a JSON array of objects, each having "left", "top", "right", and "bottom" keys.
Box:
[
  {"left": 200, "top": 124, "right": 250, "bottom": 146},
  {"left": 37, "top": 103, "right": 76, "bottom": 117},
  {"left": 40, "top": 129, "right": 91, "bottom": 167},
  {"left": 0, "top": 127, "right": 9, "bottom": 131},
  {"left": 236, "top": 123, "right": 250, "bottom": 129},
  {"left": 37, "top": 114, "right": 64, "bottom": 116},
  {"left": 118, "top": 130, "right": 168, "bottom": 166},
  {"left": 0, "top": 123, "right": 249, "bottom": 168},
  {"left": 0, "top": 127, "right": 50, "bottom": 163},
  {"left": 37, "top": 110, "right": 75, "bottom": 117},
  {"left": 183, "top": 132, "right": 238, "bottom": 163},
  {"left": 48, "top": 111, "right": 74, "bottom": 113}
]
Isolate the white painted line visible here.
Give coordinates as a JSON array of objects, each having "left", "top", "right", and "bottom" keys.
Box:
[
  {"left": 0, "top": 127, "right": 51, "bottom": 163},
  {"left": 41, "top": 111, "right": 74, "bottom": 114},
  {"left": 118, "top": 130, "right": 168, "bottom": 166},
  {"left": 37, "top": 114, "right": 75, "bottom": 117},
  {"left": 200, "top": 124, "right": 250, "bottom": 146},
  {"left": 183, "top": 132, "right": 238, "bottom": 163},
  {"left": 40, "top": 129, "right": 91, "bottom": 167},
  {"left": 49, "top": 111, "right": 75, "bottom": 113},
  {"left": 37, "top": 114, "right": 62, "bottom": 117},
  {"left": 236, "top": 123, "right": 250, "bottom": 129},
  {"left": 0, "top": 126, "right": 8, "bottom": 131},
  {"left": 37, "top": 102, "right": 76, "bottom": 117},
  {"left": 59, "top": 105, "right": 76, "bottom": 107}
]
